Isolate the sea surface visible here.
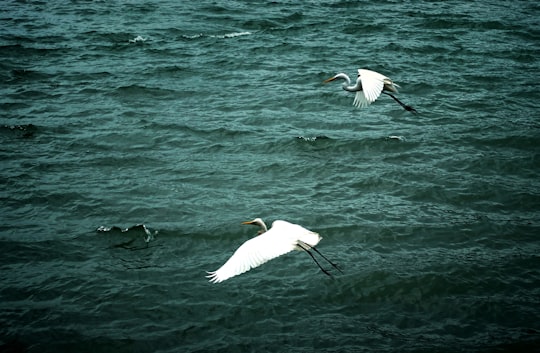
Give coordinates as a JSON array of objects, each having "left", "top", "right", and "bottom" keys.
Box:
[{"left": 1, "top": 1, "right": 540, "bottom": 352}]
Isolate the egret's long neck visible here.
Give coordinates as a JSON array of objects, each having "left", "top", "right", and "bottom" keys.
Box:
[
  {"left": 343, "top": 82, "right": 358, "bottom": 92},
  {"left": 257, "top": 220, "right": 268, "bottom": 233},
  {"left": 333, "top": 73, "right": 359, "bottom": 92}
]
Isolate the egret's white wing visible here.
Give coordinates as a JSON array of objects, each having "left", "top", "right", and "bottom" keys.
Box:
[
  {"left": 207, "top": 221, "right": 321, "bottom": 283},
  {"left": 271, "top": 220, "right": 321, "bottom": 249},
  {"left": 353, "top": 91, "right": 371, "bottom": 108},
  {"left": 207, "top": 227, "right": 295, "bottom": 283},
  {"left": 353, "top": 69, "right": 386, "bottom": 108}
]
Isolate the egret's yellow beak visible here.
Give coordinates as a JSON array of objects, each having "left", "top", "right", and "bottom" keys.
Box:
[
  {"left": 242, "top": 221, "right": 254, "bottom": 225},
  {"left": 323, "top": 77, "right": 336, "bottom": 83}
]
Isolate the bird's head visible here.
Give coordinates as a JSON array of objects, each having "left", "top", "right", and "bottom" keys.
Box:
[
  {"left": 323, "top": 73, "right": 351, "bottom": 85},
  {"left": 242, "top": 218, "right": 268, "bottom": 234}
]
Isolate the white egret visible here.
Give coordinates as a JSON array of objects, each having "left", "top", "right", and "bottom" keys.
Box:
[
  {"left": 206, "top": 218, "right": 342, "bottom": 283},
  {"left": 324, "top": 69, "right": 417, "bottom": 113}
]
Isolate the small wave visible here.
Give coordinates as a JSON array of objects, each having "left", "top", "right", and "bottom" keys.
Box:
[
  {"left": 1, "top": 124, "right": 37, "bottom": 138},
  {"left": 296, "top": 135, "right": 331, "bottom": 142},
  {"left": 182, "top": 33, "right": 205, "bottom": 40},
  {"left": 128, "top": 35, "right": 147, "bottom": 43},
  {"left": 213, "top": 31, "right": 252, "bottom": 39},
  {"left": 182, "top": 31, "right": 252, "bottom": 40},
  {"left": 387, "top": 135, "right": 406, "bottom": 141},
  {"left": 97, "top": 224, "right": 157, "bottom": 244}
]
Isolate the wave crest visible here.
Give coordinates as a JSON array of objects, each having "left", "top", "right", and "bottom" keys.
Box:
[{"left": 97, "top": 224, "right": 157, "bottom": 245}]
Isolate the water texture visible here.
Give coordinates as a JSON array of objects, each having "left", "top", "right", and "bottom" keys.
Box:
[{"left": 1, "top": 1, "right": 539, "bottom": 352}]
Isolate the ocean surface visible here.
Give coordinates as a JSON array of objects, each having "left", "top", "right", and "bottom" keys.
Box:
[{"left": 1, "top": 1, "right": 539, "bottom": 352}]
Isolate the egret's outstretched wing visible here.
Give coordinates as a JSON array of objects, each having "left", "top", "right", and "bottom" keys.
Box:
[
  {"left": 271, "top": 220, "right": 321, "bottom": 249},
  {"left": 353, "top": 69, "right": 386, "bottom": 108},
  {"left": 353, "top": 90, "right": 371, "bottom": 108},
  {"left": 206, "top": 221, "right": 321, "bottom": 283}
]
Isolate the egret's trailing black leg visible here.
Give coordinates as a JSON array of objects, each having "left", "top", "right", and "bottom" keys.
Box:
[
  {"left": 382, "top": 92, "right": 417, "bottom": 114},
  {"left": 310, "top": 246, "right": 344, "bottom": 274},
  {"left": 297, "top": 240, "right": 343, "bottom": 275},
  {"left": 297, "top": 242, "right": 332, "bottom": 277}
]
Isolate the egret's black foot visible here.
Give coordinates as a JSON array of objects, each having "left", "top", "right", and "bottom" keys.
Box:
[
  {"left": 321, "top": 268, "right": 333, "bottom": 277},
  {"left": 405, "top": 105, "right": 418, "bottom": 114},
  {"left": 333, "top": 263, "right": 344, "bottom": 274}
]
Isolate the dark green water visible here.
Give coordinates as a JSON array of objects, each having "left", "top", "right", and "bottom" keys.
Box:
[{"left": 1, "top": 1, "right": 539, "bottom": 352}]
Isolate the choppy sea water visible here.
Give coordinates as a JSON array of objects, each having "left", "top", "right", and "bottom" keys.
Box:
[{"left": 1, "top": 1, "right": 540, "bottom": 352}]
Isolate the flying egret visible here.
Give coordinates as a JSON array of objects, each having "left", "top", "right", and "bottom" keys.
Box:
[
  {"left": 324, "top": 69, "right": 417, "bottom": 113},
  {"left": 206, "top": 218, "right": 342, "bottom": 283}
]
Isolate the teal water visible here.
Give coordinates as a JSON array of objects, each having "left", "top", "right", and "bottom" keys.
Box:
[{"left": 1, "top": 1, "right": 540, "bottom": 352}]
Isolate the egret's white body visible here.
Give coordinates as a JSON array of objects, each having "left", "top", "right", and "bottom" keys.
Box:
[
  {"left": 206, "top": 218, "right": 339, "bottom": 283},
  {"left": 324, "top": 69, "right": 417, "bottom": 113}
]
